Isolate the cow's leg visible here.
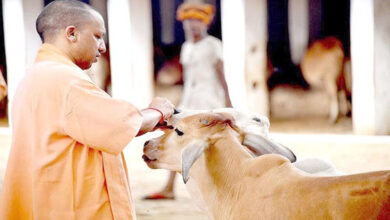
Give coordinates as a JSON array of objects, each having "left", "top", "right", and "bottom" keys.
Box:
[
  {"left": 327, "top": 81, "right": 339, "bottom": 123},
  {"left": 338, "top": 90, "right": 350, "bottom": 116}
]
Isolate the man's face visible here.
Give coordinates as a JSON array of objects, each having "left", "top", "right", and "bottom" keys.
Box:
[
  {"left": 73, "top": 13, "right": 106, "bottom": 70},
  {"left": 183, "top": 19, "right": 207, "bottom": 40}
]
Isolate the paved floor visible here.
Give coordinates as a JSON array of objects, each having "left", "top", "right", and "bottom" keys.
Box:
[
  {"left": 1, "top": 124, "right": 390, "bottom": 219},
  {"left": 0, "top": 85, "right": 388, "bottom": 219},
  {"left": 0, "top": 129, "right": 208, "bottom": 219}
]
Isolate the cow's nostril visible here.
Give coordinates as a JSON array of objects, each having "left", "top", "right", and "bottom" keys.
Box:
[{"left": 144, "top": 141, "right": 150, "bottom": 146}]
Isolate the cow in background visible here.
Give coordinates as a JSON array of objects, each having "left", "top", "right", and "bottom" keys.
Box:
[{"left": 301, "top": 37, "right": 351, "bottom": 123}]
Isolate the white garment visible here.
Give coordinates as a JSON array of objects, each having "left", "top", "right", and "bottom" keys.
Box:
[{"left": 179, "top": 36, "right": 225, "bottom": 110}]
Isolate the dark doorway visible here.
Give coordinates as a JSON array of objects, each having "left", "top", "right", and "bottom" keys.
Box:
[
  {"left": 267, "top": 0, "right": 308, "bottom": 89},
  {"left": 0, "top": 2, "right": 8, "bottom": 120},
  {"left": 267, "top": 0, "right": 351, "bottom": 89},
  {"left": 44, "top": 0, "right": 89, "bottom": 5},
  {"left": 322, "top": 0, "right": 350, "bottom": 56}
]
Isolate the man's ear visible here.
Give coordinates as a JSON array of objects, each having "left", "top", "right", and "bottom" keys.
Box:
[{"left": 65, "top": 26, "right": 78, "bottom": 42}]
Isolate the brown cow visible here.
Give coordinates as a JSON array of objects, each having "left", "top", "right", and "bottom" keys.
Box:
[
  {"left": 301, "top": 37, "right": 351, "bottom": 123},
  {"left": 144, "top": 112, "right": 390, "bottom": 219}
]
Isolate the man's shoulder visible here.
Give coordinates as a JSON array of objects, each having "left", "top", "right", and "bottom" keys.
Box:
[
  {"left": 202, "top": 36, "right": 222, "bottom": 51},
  {"left": 20, "top": 61, "right": 92, "bottom": 95},
  {"left": 204, "top": 36, "right": 222, "bottom": 44},
  {"left": 181, "top": 41, "right": 191, "bottom": 50},
  {"left": 31, "top": 61, "right": 90, "bottom": 82}
]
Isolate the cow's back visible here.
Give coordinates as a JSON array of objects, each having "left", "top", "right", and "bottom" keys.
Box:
[{"left": 301, "top": 37, "right": 344, "bottom": 88}]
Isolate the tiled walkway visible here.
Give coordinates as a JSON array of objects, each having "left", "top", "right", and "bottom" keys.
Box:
[{"left": 1, "top": 123, "right": 390, "bottom": 219}]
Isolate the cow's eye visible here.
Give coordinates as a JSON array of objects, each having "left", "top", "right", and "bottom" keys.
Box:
[
  {"left": 252, "top": 117, "right": 261, "bottom": 122},
  {"left": 175, "top": 128, "right": 184, "bottom": 136}
]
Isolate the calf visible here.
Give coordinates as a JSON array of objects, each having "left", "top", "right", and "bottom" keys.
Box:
[
  {"left": 301, "top": 37, "right": 351, "bottom": 123},
  {"left": 144, "top": 112, "right": 390, "bottom": 219}
]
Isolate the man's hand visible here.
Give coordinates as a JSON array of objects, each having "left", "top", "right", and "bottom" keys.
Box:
[
  {"left": 148, "top": 97, "right": 175, "bottom": 120},
  {"left": 137, "top": 98, "right": 175, "bottom": 136}
]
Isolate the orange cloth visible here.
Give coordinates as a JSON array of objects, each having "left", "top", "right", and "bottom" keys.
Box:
[
  {"left": 176, "top": 3, "right": 214, "bottom": 25},
  {"left": 0, "top": 43, "right": 143, "bottom": 219}
]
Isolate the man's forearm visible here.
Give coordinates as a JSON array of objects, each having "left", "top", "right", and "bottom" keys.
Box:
[{"left": 137, "top": 109, "right": 162, "bottom": 136}]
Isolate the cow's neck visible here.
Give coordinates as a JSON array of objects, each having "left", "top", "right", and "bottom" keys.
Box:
[{"left": 189, "top": 132, "right": 252, "bottom": 219}]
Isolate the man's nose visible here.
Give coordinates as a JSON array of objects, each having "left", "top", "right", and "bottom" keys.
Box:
[{"left": 99, "top": 42, "right": 106, "bottom": 54}]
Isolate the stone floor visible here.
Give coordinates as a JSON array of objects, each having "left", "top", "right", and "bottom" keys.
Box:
[
  {"left": 0, "top": 86, "right": 389, "bottom": 219},
  {"left": 0, "top": 130, "right": 209, "bottom": 220},
  {"left": 126, "top": 124, "right": 390, "bottom": 220},
  {"left": 1, "top": 123, "right": 390, "bottom": 219}
]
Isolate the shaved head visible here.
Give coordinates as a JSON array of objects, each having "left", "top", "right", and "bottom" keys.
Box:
[{"left": 36, "top": 0, "right": 99, "bottom": 42}]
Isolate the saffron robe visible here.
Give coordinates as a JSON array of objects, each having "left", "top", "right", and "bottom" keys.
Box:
[{"left": 0, "top": 43, "right": 142, "bottom": 219}]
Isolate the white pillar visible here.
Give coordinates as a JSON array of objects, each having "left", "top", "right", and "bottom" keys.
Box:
[
  {"left": 2, "top": 0, "right": 26, "bottom": 118},
  {"left": 244, "top": 0, "right": 269, "bottom": 116},
  {"left": 221, "top": 0, "right": 247, "bottom": 111},
  {"left": 107, "top": 0, "right": 153, "bottom": 108},
  {"left": 107, "top": 0, "right": 133, "bottom": 103},
  {"left": 288, "top": 0, "right": 309, "bottom": 65},
  {"left": 350, "top": 0, "right": 375, "bottom": 134},
  {"left": 160, "top": 0, "right": 175, "bottom": 44},
  {"left": 129, "top": 0, "right": 153, "bottom": 107},
  {"left": 23, "top": 0, "right": 43, "bottom": 68},
  {"left": 90, "top": 0, "right": 108, "bottom": 42},
  {"left": 373, "top": 0, "right": 390, "bottom": 135}
]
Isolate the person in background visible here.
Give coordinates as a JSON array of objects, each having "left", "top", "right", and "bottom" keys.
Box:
[
  {"left": 144, "top": 2, "right": 232, "bottom": 200},
  {"left": 0, "top": 1, "right": 174, "bottom": 219}
]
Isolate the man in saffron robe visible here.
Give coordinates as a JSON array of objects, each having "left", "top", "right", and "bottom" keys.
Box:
[{"left": 0, "top": 0, "right": 174, "bottom": 219}]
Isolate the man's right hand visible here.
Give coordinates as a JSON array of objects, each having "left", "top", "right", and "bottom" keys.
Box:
[
  {"left": 148, "top": 97, "right": 175, "bottom": 120},
  {"left": 137, "top": 98, "right": 175, "bottom": 136}
]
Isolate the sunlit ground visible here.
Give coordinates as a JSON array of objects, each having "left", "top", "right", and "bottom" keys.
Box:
[
  {"left": 0, "top": 86, "right": 389, "bottom": 219},
  {"left": 0, "top": 117, "right": 389, "bottom": 219},
  {"left": 0, "top": 117, "right": 8, "bottom": 127}
]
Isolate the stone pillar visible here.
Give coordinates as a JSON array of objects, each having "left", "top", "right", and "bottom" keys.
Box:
[
  {"left": 23, "top": 0, "right": 43, "bottom": 68},
  {"left": 107, "top": 0, "right": 133, "bottom": 103},
  {"left": 2, "top": 0, "right": 26, "bottom": 118},
  {"left": 129, "top": 0, "right": 153, "bottom": 107},
  {"left": 90, "top": 0, "right": 108, "bottom": 42},
  {"left": 350, "top": 0, "right": 376, "bottom": 134},
  {"left": 107, "top": 0, "right": 153, "bottom": 108},
  {"left": 288, "top": 0, "right": 309, "bottom": 65},
  {"left": 350, "top": 0, "right": 390, "bottom": 135},
  {"left": 159, "top": 0, "right": 175, "bottom": 44},
  {"left": 244, "top": 0, "right": 269, "bottom": 116},
  {"left": 373, "top": 0, "right": 390, "bottom": 135},
  {"left": 221, "top": 0, "right": 247, "bottom": 111}
]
